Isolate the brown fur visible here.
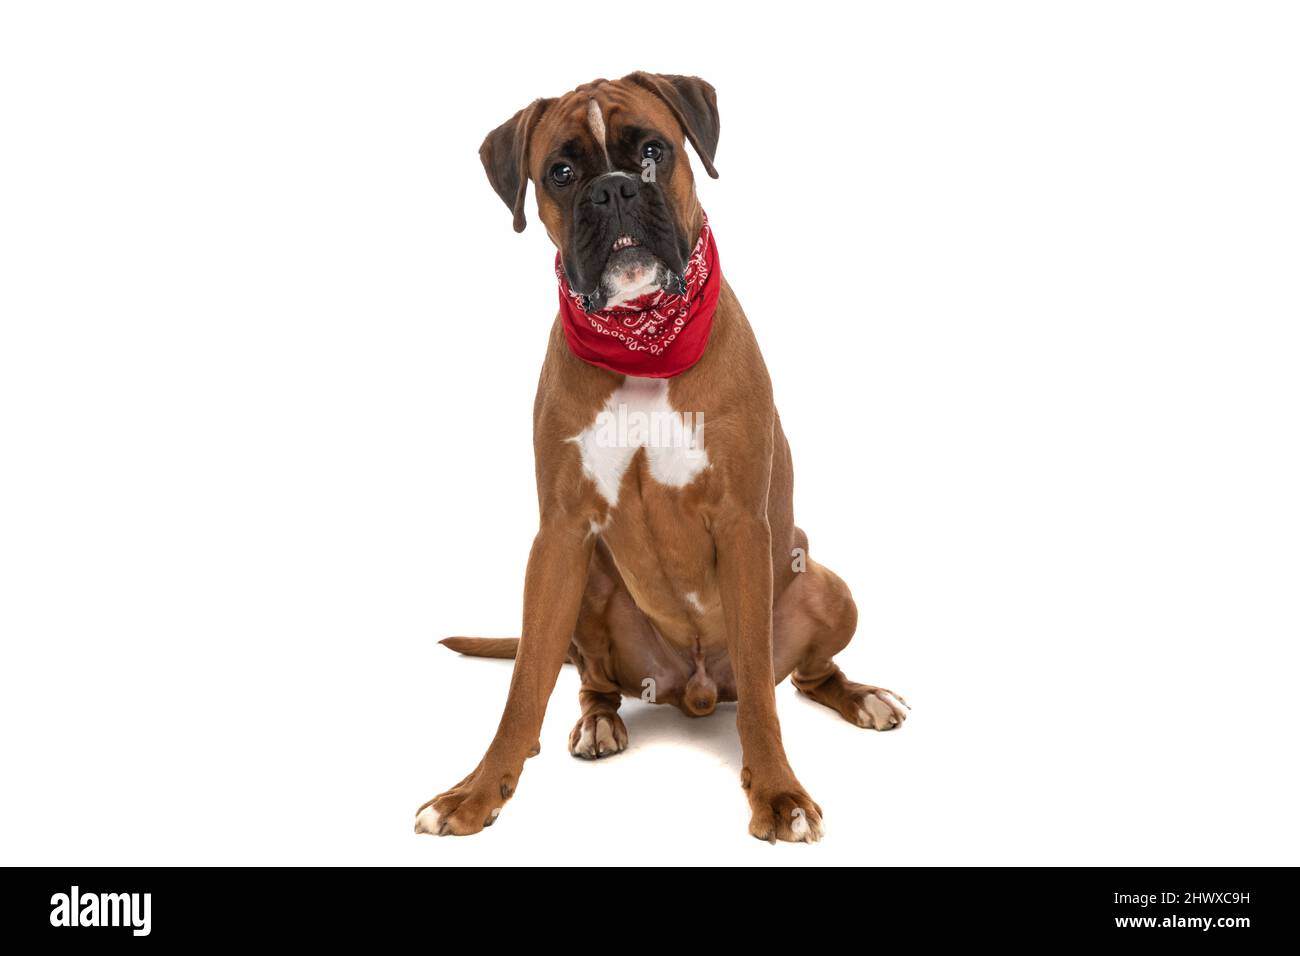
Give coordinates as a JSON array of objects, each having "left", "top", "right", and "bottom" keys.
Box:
[{"left": 417, "top": 74, "right": 907, "bottom": 843}]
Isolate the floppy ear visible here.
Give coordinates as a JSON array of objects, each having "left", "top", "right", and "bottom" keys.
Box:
[
  {"left": 479, "top": 97, "right": 551, "bottom": 232},
  {"left": 624, "top": 72, "right": 720, "bottom": 179}
]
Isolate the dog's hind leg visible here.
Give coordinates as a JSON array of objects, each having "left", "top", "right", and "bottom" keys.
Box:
[
  {"left": 772, "top": 545, "right": 910, "bottom": 731},
  {"left": 565, "top": 543, "right": 634, "bottom": 759}
]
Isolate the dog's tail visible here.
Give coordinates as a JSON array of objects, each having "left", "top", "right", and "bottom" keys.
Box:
[{"left": 439, "top": 636, "right": 519, "bottom": 659}]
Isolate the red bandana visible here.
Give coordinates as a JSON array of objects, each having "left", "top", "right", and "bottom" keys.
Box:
[{"left": 556, "top": 216, "right": 721, "bottom": 378}]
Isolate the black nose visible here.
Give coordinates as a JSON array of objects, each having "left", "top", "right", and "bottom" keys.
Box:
[{"left": 589, "top": 173, "right": 640, "bottom": 208}]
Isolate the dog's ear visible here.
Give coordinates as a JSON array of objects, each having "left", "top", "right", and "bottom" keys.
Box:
[
  {"left": 624, "top": 73, "right": 720, "bottom": 179},
  {"left": 479, "top": 98, "right": 551, "bottom": 232}
]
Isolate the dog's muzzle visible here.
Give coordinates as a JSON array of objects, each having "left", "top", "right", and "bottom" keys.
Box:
[{"left": 565, "top": 172, "right": 689, "bottom": 310}]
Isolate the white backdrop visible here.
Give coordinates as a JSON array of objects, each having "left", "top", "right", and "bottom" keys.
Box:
[{"left": 2, "top": 1, "right": 1297, "bottom": 866}]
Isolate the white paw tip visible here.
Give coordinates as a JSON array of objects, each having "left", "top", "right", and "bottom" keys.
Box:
[
  {"left": 414, "top": 805, "right": 442, "bottom": 835},
  {"left": 880, "top": 690, "right": 910, "bottom": 711},
  {"left": 792, "top": 809, "right": 823, "bottom": 842},
  {"left": 573, "top": 723, "right": 596, "bottom": 757},
  {"left": 595, "top": 717, "right": 618, "bottom": 754},
  {"left": 862, "top": 692, "right": 907, "bottom": 730},
  {"left": 573, "top": 716, "right": 625, "bottom": 758}
]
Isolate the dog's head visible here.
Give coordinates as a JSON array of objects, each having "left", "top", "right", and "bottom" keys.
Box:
[{"left": 480, "top": 73, "right": 719, "bottom": 311}]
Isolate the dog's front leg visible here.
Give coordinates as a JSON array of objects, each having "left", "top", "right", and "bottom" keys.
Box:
[
  {"left": 716, "top": 512, "right": 824, "bottom": 843},
  {"left": 416, "top": 519, "right": 593, "bottom": 836}
]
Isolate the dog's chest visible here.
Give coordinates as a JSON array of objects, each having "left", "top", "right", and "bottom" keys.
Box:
[
  {"left": 569, "top": 376, "right": 722, "bottom": 651},
  {"left": 569, "top": 376, "right": 709, "bottom": 508}
]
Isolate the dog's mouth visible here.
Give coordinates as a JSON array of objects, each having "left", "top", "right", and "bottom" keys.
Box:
[
  {"left": 566, "top": 216, "right": 689, "bottom": 312},
  {"left": 593, "top": 242, "right": 668, "bottom": 310},
  {"left": 576, "top": 235, "right": 689, "bottom": 311},
  {"left": 564, "top": 174, "right": 689, "bottom": 311}
]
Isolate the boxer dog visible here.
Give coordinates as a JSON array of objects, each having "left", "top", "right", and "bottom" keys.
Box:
[{"left": 416, "top": 72, "right": 908, "bottom": 843}]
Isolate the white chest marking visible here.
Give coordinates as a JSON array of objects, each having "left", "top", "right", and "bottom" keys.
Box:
[{"left": 569, "top": 377, "right": 709, "bottom": 507}]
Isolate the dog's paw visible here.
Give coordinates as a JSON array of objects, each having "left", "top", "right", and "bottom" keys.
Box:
[
  {"left": 849, "top": 686, "right": 910, "bottom": 731},
  {"left": 743, "top": 773, "right": 824, "bottom": 844},
  {"left": 568, "top": 711, "right": 628, "bottom": 759},
  {"left": 417, "top": 803, "right": 500, "bottom": 836},
  {"left": 414, "top": 768, "right": 515, "bottom": 837}
]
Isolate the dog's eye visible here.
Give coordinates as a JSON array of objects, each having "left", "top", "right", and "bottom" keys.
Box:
[
  {"left": 549, "top": 163, "right": 574, "bottom": 187},
  {"left": 641, "top": 142, "right": 664, "bottom": 163}
]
